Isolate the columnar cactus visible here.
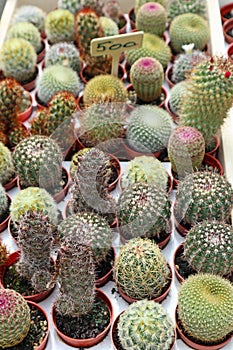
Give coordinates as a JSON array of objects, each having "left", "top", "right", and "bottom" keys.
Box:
[
  {"left": 11, "top": 5, "right": 46, "bottom": 33},
  {"left": 174, "top": 170, "right": 233, "bottom": 226},
  {"left": 0, "top": 142, "right": 15, "bottom": 185},
  {"left": 0, "top": 183, "right": 9, "bottom": 219},
  {"left": 114, "top": 237, "right": 170, "bottom": 300},
  {"left": 57, "top": 0, "right": 82, "bottom": 15},
  {"left": 177, "top": 274, "right": 233, "bottom": 344},
  {"left": 136, "top": 2, "right": 167, "bottom": 37},
  {"left": 0, "top": 288, "right": 31, "bottom": 348},
  {"left": 130, "top": 56, "right": 164, "bottom": 102},
  {"left": 45, "top": 9, "right": 75, "bottom": 44},
  {"left": 168, "top": 0, "right": 206, "bottom": 23},
  {"left": 168, "top": 126, "right": 205, "bottom": 177},
  {"left": 183, "top": 221, "right": 233, "bottom": 276},
  {"left": 118, "top": 300, "right": 175, "bottom": 350},
  {"left": 126, "top": 105, "right": 173, "bottom": 153},
  {"left": 134, "top": 0, "right": 168, "bottom": 15},
  {"left": 169, "top": 81, "right": 188, "bottom": 115},
  {"left": 16, "top": 211, "right": 55, "bottom": 292}
]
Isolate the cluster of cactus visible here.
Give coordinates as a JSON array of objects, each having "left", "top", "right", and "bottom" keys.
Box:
[
  {"left": 126, "top": 32, "right": 172, "bottom": 69},
  {"left": 44, "top": 42, "right": 82, "bottom": 72},
  {"left": 136, "top": 2, "right": 167, "bottom": 37},
  {"left": 169, "top": 13, "right": 210, "bottom": 54},
  {"left": 169, "top": 80, "right": 188, "bottom": 115},
  {"left": 117, "top": 182, "right": 171, "bottom": 240},
  {"left": 114, "top": 237, "right": 170, "bottom": 299},
  {"left": 126, "top": 105, "right": 173, "bottom": 153},
  {"left": 0, "top": 288, "right": 31, "bottom": 348},
  {"left": 0, "top": 142, "right": 15, "bottom": 185},
  {"left": 183, "top": 220, "right": 233, "bottom": 277},
  {"left": 118, "top": 300, "right": 175, "bottom": 350},
  {"left": 168, "top": 126, "right": 205, "bottom": 178},
  {"left": 0, "top": 38, "right": 37, "bottom": 84},
  {"left": 179, "top": 56, "right": 233, "bottom": 149},
  {"left": 13, "top": 135, "right": 63, "bottom": 194},
  {"left": 130, "top": 56, "right": 164, "bottom": 102},
  {"left": 177, "top": 273, "right": 233, "bottom": 344},
  {"left": 0, "top": 183, "right": 9, "bottom": 219},
  {"left": 83, "top": 74, "right": 127, "bottom": 107},
  {"left": 174, "top": 170, "right": 233, "bottom": 226},
  {"left": 36, "top": 64, "right": 80, "bottom": 105},
  {"left": 11, "top": 5, "right": 46, "bottom": 33},
  {"left": 10, "top": 186, "right": 59, "bottom": 227},
  {"left": 45, "top": 9, "right": 75, "bottom": 44},
  {"left": 16, "top": 211, "right": 55, "bottom": 292},
  {"left": 167, "top": 0, "right": 206, "bottom": 23},
  {"left": 57, "top": 0, "right": 82, "bottom": 15},
  {"left": 134, "top": 0, "right": 168, "bottom": 15},
  {"left": 102, "top": 0, "right": 123, "bottom": 24},
  {"left": 99, "top": 16, "right": 119, "bottom": 36},
  {"left": 121, "top": 155, "right": 168, "bottom": 190}
]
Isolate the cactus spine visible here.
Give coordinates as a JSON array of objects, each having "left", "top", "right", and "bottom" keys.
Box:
[
  {"left": 0, "top": 183, "right": 9, "bottom": 219},
  {"left": 45, "top": 9, "right": 75, "bottom": 44},
  {"left": 134, "top": 0, "right": 168, "bottom": 15},
  {"left": 136, "top": 2, "right": 167, "bottom": 37},
  {"left": 168, "top": 0, "right": 206, "bottom": 23},
  {"left": 169, "top": 80, "right": 188, "bottom": 115},
  {"left": 0, "top": 142, "right": 15, "bottom": 185},
  {"left": 11, "top": 5, "right": 46, "bottom": 33}
]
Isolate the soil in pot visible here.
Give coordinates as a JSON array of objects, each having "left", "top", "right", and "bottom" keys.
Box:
[
  {"left": 95, "top": 247, "right": 115, "bottom": 287},
  {"left": 174, "top": 244, "right": 197, "bottom": 282}
]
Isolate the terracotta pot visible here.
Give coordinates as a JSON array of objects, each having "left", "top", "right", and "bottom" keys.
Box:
[
  {"left": 3, "top": 176, "right": 17, "bottom": 191},
  {"left": 0, "top": 193, "right": 11, "bottom": 233},
  {"left": 173, "top": 243, "right": 185, "bottom": 283},
  {"left": 37, "top": 40, "right": 46, "bottom": 63},
  {"left": 95, "top": 246, "right": 116, "bottom": 288},
  {"left": 164, "top": 98, "right": 180, "bottom": 124},
  {"left": 223, "top": 17, "right": 233, "bottom": 43},
  {"left": 118, "top": 14, "right": 128, "bottom": 34},
  {"left": 18, "top": 92, "right": 33, "bottom": 123},
  {"left": 0, "top": 250, "right": 55, "bottom": 302},
  {"left": 227, "top": 42, "right": 233, "bottom": 64},
  {"left": 128, "top": 7, "right": 136, "bottom": 30},
  {"left": 22, "top": 66, "right": 39, "bottom": 92},
  {"left": 52, "top": 288, "right": 113, "bottom": 347},
  {"left": 220, "top": 2, "right": 233, "bottom": 23},
  {"left": 80, "top": 63, "right": 125, "bottom": 84},
  {"left": 165, "top": 65, "right": 175, "bottom": 88},
  {"left": 122, "top": 138, "right": 163, "bottom": 160}
]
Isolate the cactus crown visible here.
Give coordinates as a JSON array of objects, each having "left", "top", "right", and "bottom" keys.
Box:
[
  {"left": 7, "top": 21, "right": 42, "bottom": 53},
  {"left": 11, "top": 5, "right": 46, "bottom": 32},
  {"left": 45, "top": 8, "right": 75, "bottom": 44},
  {"left": 134, "top": 0, "right": 168, "bottom": 15},
  {"left": 168, "top": 0, "right": 206, "bottom": 23},
  {"left": 0, "top": 141, "right": 15, "bottom": 185}
]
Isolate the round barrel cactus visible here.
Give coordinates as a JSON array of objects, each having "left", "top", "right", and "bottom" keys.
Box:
[
  {"left": 168, "top": 0, "right": 206, "bottom": 23},
  {"left": 11, "top": 5, "right": 46, "bottom": 33},
  {"left": 45, "top": 8, "right": 75, "bottom": 44},
  {"left": 134, "top": 0, "right": 168, "bottom": 15},
  {"left": 136, "top": 2, "right": 167, "bottom": 36}
]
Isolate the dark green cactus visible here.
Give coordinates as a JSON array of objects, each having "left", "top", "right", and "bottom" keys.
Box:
[
  {"left": 45, "top": 9, "right": 75, "bottom": 44},
  {"left": 136, "top": 2, "right": 167, "bottom": 36}
]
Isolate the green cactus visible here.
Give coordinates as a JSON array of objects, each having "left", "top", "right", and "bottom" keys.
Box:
[
  {"left": 0, "top": 288, "right": 31, "bottom": 348},
  {"left": 0, "top": 142, "right": 15, "bottom": 185},
  {"left": 102, "top": 0, "right": 123, "bottom": 24},
  {"left": 126, "top": 32, "right": 172, "bottom": 69},
  {"left": 0, "top": 183, "right": 9, "bottom": 219},
  {"left": 169, "top": 80, "right": 188, "bottom": 115},
  {"left": 121, "top": 155, "right": 168, "bottom": 190},
  {"left": 8, "top": 122, "right": 30, "bottom": 149},
  {"left": 0, "top": 38, "right": 37, "bottom": 84},
  {"left": 134, "top": 0, "right": 168, "bottom": 15},
  {"left": 0, "top": 240, "right": 9, "bottom": 267},
  {"left": 114, "top": 237, "right": 170, "bottom": 300},
  {"left": 11, "top": 5, "right": 46, "bottom": 33},
  {"left": 118, "top": 299, "right": 175, "bottom": 350},
  {"left": 81, "top": 0, "right": 103, "bottom": 16},
  {"left": 174, "top": 170, "right": 233, "bottom": 226},
  {"left": 177, "top": 273, "right": 233, "bottom": 344},
  {"left": 20, "top": 90, "right": 32, "bottom": 114},
  {"left": 130, "top": 56, "right": 164, "bottom": 102},
  {"left": 179, "top": 56, "right": 233, "bottom": 149},
  {"left": 45, "top": 9, "right": 75, "bottom": 44},
  {"left": 183, "top": 220, "right": 233, "bottom": 277},
  {"left": 169, "top": 13, "right": 210, "bottom": 54},
  {"left": 7, "top": 21, "right": 42, "bottom": 54},
  {"left": 99, "top": 16, "right": 119, "bottom": 36},
  {"left": 10, "top": 187, "right": 59, "bottom": 227},
  {"left": 36, "top": 64, "right": 80, "bottom": 105},
  {"left": 126, "top": 105, "right": 173, "bottom": 153},
  {"left": 16, "top": 211, "right": 55, "bottom": 292},
  {"left": 168, "top": 0, "right": 206, "bottom": 23},
  {"left": 30, "top": 107, "right": 49, "bottom": 136},
  {"left": 168, "top": 126, "right": 205, "bottom": 177},
  {"left": 136, "top": 2, "right": 167, "bottom": 37},
  {"left": 57, "top": 0, "right": 82, "bottom": 14},
  {"left": 117, "top": 182, "right": 171, "bottom": 241}
]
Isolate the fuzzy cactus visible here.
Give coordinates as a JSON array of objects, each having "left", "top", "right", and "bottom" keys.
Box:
[
  {"left": 177, "top": 273, "right": 233, "bottom": 344},
  {"left": 168, "top": 0, "right": 206, "bottom": 23},
  {"left": 36, "top": 64, "right": 80, "bottom": 105},
  {"left": 169, "top": 80, "right": 188, "bottom": 115},
  {"left": 169, "top": 13, "right": 210, "bottom": 54},
  {"left": 174, "top": 170, "right": 233, "bottom": 226},
  {"left": 179, "top": 56, "right": 233, "bottom": 149},
  {"left": 136, "top": 2, "right": 167, "bottom": 36},
  {"left": 57, "top": 0, "right": 82, "bottom": 14},
  {"left": 11, "top": 5, "right": 46, "bottom": 33},
  {"left": 134, "top": 0, "right": 168, "bottom": 15},
  {"left": 117, "top": 182, "right": 171, "bottom": 241},
  {"left": 121, "top": 155, "right": 168, "bottom": 190},
  {"left": 45, "top": 9, "right": 75, "bottom": 44},
  {"left": 126, "top": 105, "right": 173, "bottom": 153},
  {"left": 0, "top": 183, "right": 9, "bottom": 219},
  {"left": 130, "top": 56, "right": 164, "bottom": 102},
  {"left": 118, "top": 300, "right": 175, "bottom": 350},
  {"left": 0, "top": 38, "right": 37, "bottom": 84},
  {"left": 168, "top": 126, "right": 205, "bottom": 177},
  {"left": 10, "top": 187, "right": 59, "bottom": 227},
  {"left": 183, "top": 220, "right": 233, "bottom": 277},
  {"left": 99, "top": 16, "right": 119, "bottom": 36},
  {"left": 0, "top": 288, "right": 31, "bottom": 348},
  {"left": 114, "top": 237, "right": 170, "bottom": 300},
  {"left": 0, "top": 142, "right": 15, "bottom": 185},
  {"left": 16, "top": 211, "right": 55, "bottom": 292}
]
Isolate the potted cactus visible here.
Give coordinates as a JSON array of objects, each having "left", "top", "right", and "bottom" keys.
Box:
[
  {"left": 0, "top": 183, "right": 11, "bottom": 233},
  {"left": 0, "top": 142, "right": 16, "bottom": 190},
  {"left": 167, "top": 0, "right": 206, "bottom": 23},
  {"left": 165, "top": 80, "right": 189, "bottom": 123},
  {"left": 11, "top": 5, "right": 46, "bottom": 37},
  {"left": 45, "top": 8, "right": 75, "bottom": 44}
]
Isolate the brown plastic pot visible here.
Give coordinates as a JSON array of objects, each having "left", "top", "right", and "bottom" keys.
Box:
[
  {"left": 205, "top": 135, "right": 221, "bottom": 158},
  {"left": 128, "top": 7, "right": 136, "bottom": 30},
  {"left": 165, "top": 65, "right": 175, "bottom": 88},
  {"left": 0, "top": 193, "right": 11, "bottom": 233},
  {"left": 223, "top": 17, "right": 233, "bottom": 43},
  {"left": 118, "top": 14, "right": 128, "bottom": 34},
  {"left": 227, "top": 42, "right": 233, "bottom": 65},
  {"left": 220, "top": 2, "right": 233, "bottom": 23},
  {"left": 173, "top": 206, "right": 191, "bottom": 237},
  {"left": 3, "top": 176, "right": 17, "bottom": 191},
  {"left": 22, "top": 66, "right": 39, "bottom": 92},
  {"left": 37, "top": 40, "right": 46, "bottom": 63}
]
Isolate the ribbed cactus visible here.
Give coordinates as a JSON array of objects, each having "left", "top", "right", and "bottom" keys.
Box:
[
  {"left": 57, "top": 0, "right": 82, "bottom": 14},
  {"left": 126, "top": 105, "right": 173, "bottom": 153},
  {"left": 118, "top": 300, "right": 175, "bottom": 350},
  {"left": 179, "top": 56, "right": 233, "bottom": 149},
  {"left": 0, "top": 142, "right": 15, "bottom": 185},
  {"left": 168, "top": 0, "right": 206, "bottom": 23},
  {"left": 99, "top": 16, "right": 119, "bottom": 36},
  {"left": 16, "top": 211, "right": 55, "bottom": 292},
  {"left": 11, "top": 5, "right": 46, "bottom": 33},
  {"left": 13, "top": 135, "right": 63, "bottom": 194},
  {"left": 114, "top": 237, "right": 170, "bottom": 299},
  {"left": 0, "top": 183, "right": 8, "bottom": 219},
  {"left": 83, "top": 74, "right": 127, "bottom": 107},
  {"left": 121, "top": 155, "right": 168, "bottom": 190},
  {"left": 130, "top": 56, "right": 164, "bottom": 102},
  {"left": 177, "top": 274, "right": 233, "bottom": 344},
  {"left": 169, "top": 13, "right": 210, "bottom": 54},
  {"left": 169, "top": 80, "right": 188, "bottom": 115},
  {"left": 45, "top": 9, "right": 75, "bottom": 44},
  {"left": 10, "top": 187, "right": 59, "bottom": 226},
  {"left": 168, "top": 126, "right": 205, "bottom": 177},
  {"left": 0, "top": 288, "right": 31, "bottom": 348},
  {"left": 136, "top": 2, "right": 167, "bottom": 36},
  {"left": 174, "top": 170, "right": 233, "bottom": 226},
  {"left": 134, "top": 0, "right": 168, "bottom": 15},
  {"left": 117, "top": 182, "right": 171, "bottom": 240},
  {"left": 183, "top": 221, "right": 233, "bottom": 276},
  {"left": 36, "top": 64, "right": 80, "bottom": 105}
]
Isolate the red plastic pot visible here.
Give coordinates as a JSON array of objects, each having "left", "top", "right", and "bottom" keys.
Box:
[
  {"left": 173, "top": 243, "right": 185, "bottom": 283},
  {"left": 37, "top": 40, "right": 46, "bottom": 63},
  {"left": 122, "top": 138, "right": 163, "bottom": 160},
  {"left": 220, "top": 2, "right": 233, "bottom": 23},
  {"left": 223, "top": 17, "right": 233, "bottom": 43},
  {"left": 95, "top": 247, "right": 116, "bottom": 288},
  {"left": 227, "top": 42, "right": 233, "bottom": 64},
  {"left": 28, "top": 301, "right": 50, "bottom": 350},
  {"left": 165, "top": 65, "right": 175, "bottom": 88},
  {"left": 164, "top": 98, "right": 180, "bottom": 124},
  {"left": 18, "top": 92, "right": 33, "bottom": 123},
  {"left": 3, "top": 176, "right": 17, "bottom": 191},
  {"left": 22, "top": 66, "right": 39, "bottom": 92}
]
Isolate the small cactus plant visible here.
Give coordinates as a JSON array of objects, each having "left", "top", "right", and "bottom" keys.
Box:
[
  {"left": 134, "top": 0, "right": 168, "bottom": 15},
  {"left": 99, "top": 16, "right": 119, "bottom": 36},
  {"left": 118, "top": 300, "right": 175, "bottom": 350},
  {"left": 0, "top": 142, "right": 15, "bottom": 185},
  {"left": 11, "top": 5, "right": 46, "bottom": 33},
  {"left": 169, "top": 80, "right": 188, "bottom": 115},
  {"left": 114, "top": 237, "right": 171, "bottom": 300},
  {"left": 57, "top": 0, "right": 82, "bottom": 15},
  {"left": 0, "top": 183, "right": 9, "bottom": 220},
  {"left": 45, "top": 9, "right": 75, "bottom": 44},
  {"left": 168, "top": 0, "right": 206, "bottom": 23},
  {"left": 130, "top": 56, "right": 164, "bottom": 102},
  {"left": 136, "top": 2, "right": 167, "bottom": 37},
  {"left": 0, "top": 78, "right": 23, "bottom": 127},
  {"left": 177, "top": 273, "right": 233, "bottom": 344},
  {"left": 0, "top": 240, "right": 9, "bottom": 267},
  {"left": 102, "top": 0, "right": 123, "bottom": 24},
  {"left": 0, "top": 288, "right": 31, "bottom": 348}
]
